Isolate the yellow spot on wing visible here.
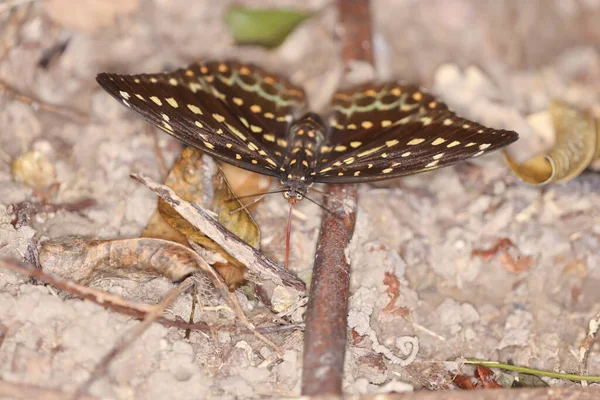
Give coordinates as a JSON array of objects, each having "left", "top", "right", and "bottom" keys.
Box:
[
  {"left": 168, "top": 78, "right": 178, "bottom": 86},
  {"left": 432, "top": 138, "right": 446, "bottom": 145},
  {"left": 334, "top": 145, "right": 347, "bottom": 152},
  {"left": 350, "top": 141, "right": 362, "bottom": 148},
  {"left": 150, "top": 96, "right": 162, "bottom": 106},
  {"left": 166, "top": 97, "right": 179, "bottom": 108},
  {"left": 263, "top": 134, "right": 275, "bottom": 142},
  {"left": 401, "top": 152, "right": 411, "bottom": 157},
  {"left": 213, "top": 113, "right": 225, "bottom": 123},
  {"left": 250, "top": 125, "right": 263, "bottom": 133},
  {"left": 119, "top": 91, "right": 130, "bottom": 99},
  {"left": 187, "top": 104, "right": 202, "bottom": 114},
  {"left": 233, "top": 97, "right": 244, "bottom": 106},
  {"left": 381, "top": 120, "right": 392, "bottom": 127},
  {"left": 357, "top": 145, "right": 385, "bottom": 158},
  {"left": 194, "top": 121, "right": 203, "bottom": 128},
  {"left": 382, "top": 168, "right": 393, "bottom": 174},
  {"left": 386, "top": 139, "right": 399, "bottom": 147},
  {"left": 425, "top": 160, "right": 439, "bottom": 168},
  {"left": 407, "top": 138, "right": 425, "bottom": 145},
  {"left": 361, "top": 121, "right": 373, "bottom": 129},
  {"left": 447, "top": 141, "right": 461, "bottom": 148},
  {"left": 250, "top": 105, "right": 262, "bottom": 113},
  {"left": 479, "top": 143, "right": 491, "bottom": 150}
]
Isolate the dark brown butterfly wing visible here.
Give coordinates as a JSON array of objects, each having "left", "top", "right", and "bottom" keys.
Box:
[
  {"left": 96, "top": 61, "right": 307, "bottom": 176},
  {"left": 313, "top": 82, "right": 518, "bottom": 183}
]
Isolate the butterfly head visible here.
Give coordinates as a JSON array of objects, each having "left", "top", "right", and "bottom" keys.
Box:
[{"left": 283, "top": 188, "right": 305, "bottom": 204}]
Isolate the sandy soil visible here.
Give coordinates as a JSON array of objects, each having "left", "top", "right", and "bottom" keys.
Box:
[{"left": 0, "top": 0, "right": 599, "bottom": 399}]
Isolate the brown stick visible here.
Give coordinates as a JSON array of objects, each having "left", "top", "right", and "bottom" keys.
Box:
[
  {"left": 130, "top": 173, "right": 306, "bottom": 293},
  {"left": 0, "top": 258, "right": 302, "bottom": 335},
  {"left": 73, "top": 277, "right": 195, "bottom": 399},
  {"left": 0, "top": 79, "right": 88, "bottom": 123},
  {"left": 301, "top": 0, "right": 374, "bottom": 395}
]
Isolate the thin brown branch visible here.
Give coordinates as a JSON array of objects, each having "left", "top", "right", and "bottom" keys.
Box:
[
  {"left": 73, "top": 277, "right": 195, "bottom": 399},
  {"left": 188, "top": 241, "right": 282, "bottom": 355},
  {"left": 578, "top": 310, "right": 600, "bottom": 382},
  {"left": 0, "top": 257, "right": 302, "bottom": 335},
  {"left": 131, "top": 173, "right": 307, "bottom": 293},
  {"left": 0, "top": 257, "right": 154, "bottom": 312},
  {"left": 359, "top": 387, "right": 600, "bottom": 400},
  {"left": 0, "top": 79, "right": 89, "bottom": 123},
  {"left": 301, "top": 0, "right": 372, "bottom": 396}
]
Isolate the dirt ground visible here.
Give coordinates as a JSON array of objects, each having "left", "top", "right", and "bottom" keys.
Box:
[{"left": 1, "top": 0, "right": 599, "bottom": 399}]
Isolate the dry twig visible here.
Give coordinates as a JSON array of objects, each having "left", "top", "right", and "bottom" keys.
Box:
[
  {"left": 73, "top": 276, "right": 195, "bottom": 399},
  {"left": 300, "top": 0, "right": 372, "bottom": 395},
  {"left": 0, "top": 79, "right": 88, "bottom": 123},
  {"left": 131, "top": 173, "right": 306, "bottom": 293},
  {"left": 0, "top": 258, "right": 301, "bottom": 335}
]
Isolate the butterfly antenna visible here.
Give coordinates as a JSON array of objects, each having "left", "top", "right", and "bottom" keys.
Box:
[
  {"left": 232, "top": 187, "right": 286, "bottom": 201},
  {"left": 303, "top": 194, "right": 338, "bottom": 217},
  {"left": 308, "top": 186, "right": 344, "bottom": 204},
  {"left": 285, "top": 202, "right": 294, "bottom": 270},
  {"left": 228, "top": 187, "right": 286, "bottom": 215}
]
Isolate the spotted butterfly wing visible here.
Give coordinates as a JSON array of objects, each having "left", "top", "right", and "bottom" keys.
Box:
[
  {"left": 96, "top": 61, "right": 307, "bottom": 177},
  {"left": 313, "top": 82, "right": 519, "bottom": 182}
]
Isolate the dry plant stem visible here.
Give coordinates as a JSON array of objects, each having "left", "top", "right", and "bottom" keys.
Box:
[
  {"left": 0, "top": 381, "right": 99, "bottom": 400},
  {"left": 0, "top": 258, "right": 300, "bottom": 335},
  {"left": 73, "top": 276, "right": 195, "bottom": 399},
  {"left": 0, "top": 258, "right": 154, "bottom": 313},
  {"left": 0, "top": 79, "right": 88, "bottom": 123},
  {"left": 130, "top": 173, "right": 306, "bottom": 293},
  {"left": 359, "top": 387, "right": 600, "bottom": 400},
  {"left": 300, "top": 0, "right": 372, "bottom": 396},
  {"left": 462, "top": 359, "right": 600, "bottom": 382},
  {"left": 579, "top": 310, "right": 600, "bottom": 380},
  {"left": 188, "top": 242, "right": 282, "bottom": 356}
]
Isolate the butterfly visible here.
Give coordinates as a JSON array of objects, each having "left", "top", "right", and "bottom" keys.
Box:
[{"left": 97, "top": 60, "right": 518, "bottom": 267}]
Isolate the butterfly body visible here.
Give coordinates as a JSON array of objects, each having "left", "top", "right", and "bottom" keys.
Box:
[{"left": 97, "top": 61, "right": 518, "bottom": 203}]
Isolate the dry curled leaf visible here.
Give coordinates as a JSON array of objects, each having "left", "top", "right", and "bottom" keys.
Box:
[
  {"left": 44, "top": 0, "right": 139, "bottom": 33},
  {"left": 143, "top": 148, "right": 260, "bottom": 288},
  {"left": 39, "top": 237, "right": 200, "bottom": 284},
  {"left": 505, "top": 100, "right": 600, "bottom": 185}
]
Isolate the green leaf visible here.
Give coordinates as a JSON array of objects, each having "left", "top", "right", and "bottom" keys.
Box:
[{"left": 225, "top": 7, "right": 313, "bottom": 48}]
